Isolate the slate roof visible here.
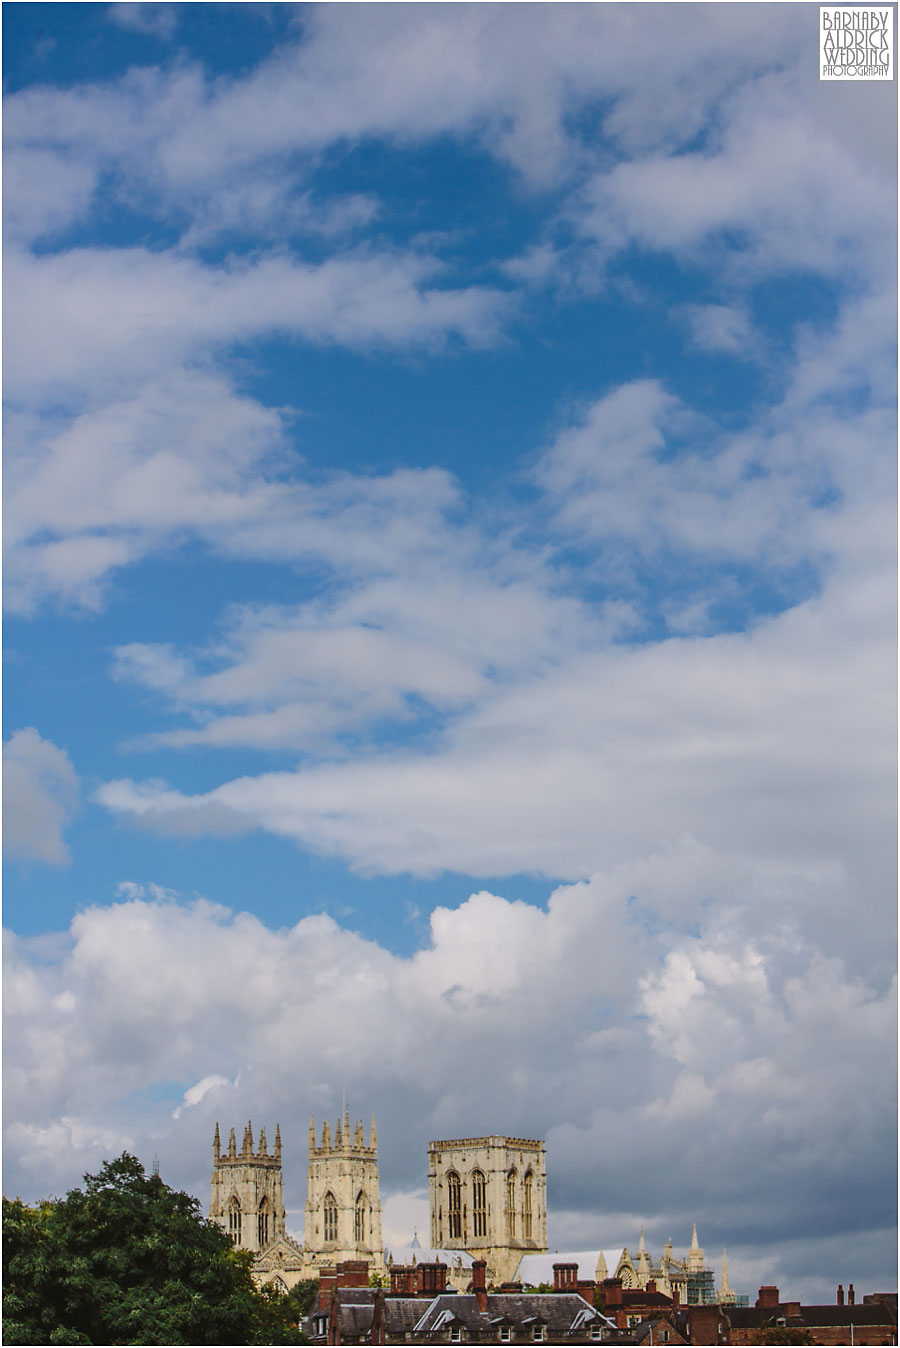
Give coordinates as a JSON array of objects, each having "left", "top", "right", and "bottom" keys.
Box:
[
  {"left": 412, "top": 1292, "right": 611, "bottom": 1337},
  {"left": 726, "top": 1303, "right": 896, "bottom": 1329}
]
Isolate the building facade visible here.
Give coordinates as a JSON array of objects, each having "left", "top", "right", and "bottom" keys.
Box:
[
  {"left": 428, "top": 1136, "right": 547, "bottom": 1285},
  {"left": 305, "top": 1110, "right": 384, "bottom": 1274},
  {"left": 209, "top": 1120, "right": 286, "bottom": 1254}
]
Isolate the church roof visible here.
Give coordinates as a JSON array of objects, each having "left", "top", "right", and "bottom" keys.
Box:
[
  {"left": 384, "top": 1243, "right": 476, "bottom": 1268},
  {"left": 514, "top": 1250, "right": 608, "bottom": 1286}
]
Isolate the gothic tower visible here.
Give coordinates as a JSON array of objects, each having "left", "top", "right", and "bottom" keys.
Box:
[
  {"left": 304, "top": 1108, "right": 383, "bottom": 1272},
  {"left": 210, "top": 1121, "right": 285, "bottom": 1254},
  {"left": 428, "top": 1135, "right": 548, "bottom": 1285}
]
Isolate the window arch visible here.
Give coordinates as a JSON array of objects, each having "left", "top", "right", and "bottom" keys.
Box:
[
  {"left": 323, "top": 1191, "right": 338, "bottom": 1243},
  {"left": 258, "top": 1196, "right": 269, "bottom": 1248},
  {"left": 523, "top": 1171, "right": 533, "bottom": 1239},
  {"left": 447, "top": 1171, "right": 462, "bottom": 1240},
  {"left": 272, "top": 1275, "right": 288, "bottom": 1295},
  {"left": 355, "top": 1190, "right": 367, "bottom": 1243},
  {"left": 472, "top": 1170, "right": 487, "bottom": 1239},
  {"left": 506, "top": 1170, "right": 517, "bottom": 1238},
  {"left": 227, "top": 1195, "right": 242, "bottom": 1244}
]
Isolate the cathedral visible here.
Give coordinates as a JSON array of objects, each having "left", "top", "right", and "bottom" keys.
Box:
[
  {"left": 209, "top": 1116, "right": 735, "bottom": 1304},
  {"left": 210, "top": 1111, "right": 384, "bottom": 1290}
]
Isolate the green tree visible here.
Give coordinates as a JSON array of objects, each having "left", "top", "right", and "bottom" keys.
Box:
[
  {"left": 3, "top": 1153, "right": 306, "bottom": 1345},
  {"left": 285, "top": 1279, "right": 319, "bottom": 1321}
]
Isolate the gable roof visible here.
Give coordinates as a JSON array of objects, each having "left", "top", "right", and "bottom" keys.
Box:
[{"left": 515, "top": 1250, "right": 608, "bottom": 1285}]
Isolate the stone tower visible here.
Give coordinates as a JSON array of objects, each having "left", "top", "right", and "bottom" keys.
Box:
[
  {"left": 428, "top": 1135, "right": 547, "bottom": 1284},
  {"left": 304, "top": 1108, "right": 383, "bottom": 1273},
  {"left": 210, "top": 1121, "right": 285, "bottom": 1254}
]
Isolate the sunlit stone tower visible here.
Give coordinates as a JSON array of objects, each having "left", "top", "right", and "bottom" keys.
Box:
[
  {"left": 428, "top": 1135, "right": 547, "bottom": 1284},
  {"left": 304, "top": 1108, "right": 384, "bottom": 1273},
  {"left": 210, "top": 1120, "right": 285, "bottom": 1253}
]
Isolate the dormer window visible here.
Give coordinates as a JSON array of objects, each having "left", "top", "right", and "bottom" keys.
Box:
[
  {"left": 450, "top": 1329, "right": 462, "bottom": 1343},
  {"left": 499, "top": 1329, "right": 511, "bottom": 1343},
  {"left": 533, "top": 1327, "right": 544, "bottom": 1341},
  {"left": 591, "top": 1328, "right": 603, "bottom": 1342}
]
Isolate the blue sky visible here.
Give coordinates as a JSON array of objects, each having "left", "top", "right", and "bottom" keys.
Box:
[{"left": 3, "top": 1, "right": 896, "bottom": 1303}]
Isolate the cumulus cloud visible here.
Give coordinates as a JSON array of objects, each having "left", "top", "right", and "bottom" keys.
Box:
[
  {"left": 3, "top": 865, "right": 894, "bottom": 1296},
  {"left": 3, "top": 729, "right": 79, "bottom": 865}
]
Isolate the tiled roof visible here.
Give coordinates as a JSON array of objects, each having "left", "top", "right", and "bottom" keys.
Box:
[{"left": 413, "top": 1292, "right": 606, "bottom": 1336}]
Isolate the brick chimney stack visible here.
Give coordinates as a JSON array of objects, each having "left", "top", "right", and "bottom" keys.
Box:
[
  {"left": 601, "top": 1278, "right": 624, "bottom": 1307},
  {"left": 756, "top": 1286, "right": 780, "bottom": 1308},
  {"left": 472, "top": 1259, "right": 488, "bottom": 1314},
  {"left": 418, "top": 1263, "right": 448, "bottom": 1296},
  {"left": 848, "top": 1284, "right": 855, "bottom": 1305},
  {"left": 553, "top": 1262, "right": 578, "bottom": 1291},
  {"left": 837, "top": 1285, "right": 844, "bottom": 1305}
]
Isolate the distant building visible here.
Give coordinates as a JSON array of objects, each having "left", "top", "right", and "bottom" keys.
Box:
[
  {"left": 428, "top": 1136, "right": 548, "bottom": 1284},
  {"left": 210, "top": 1110, "right": 384, "bottom": 1287},
  {"left": 209, "top": 1120, "right": 287, "bottom": 1254},
  {"left": 308, "top": 1257, "right": 617, "bottom": 1344},
  {"left": 305, "top": 1109, "right": 384, "bottom": 1275}
]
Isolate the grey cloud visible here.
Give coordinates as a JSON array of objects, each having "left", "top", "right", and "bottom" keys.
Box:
[{"left": 3, "top": 729, "right": 80, "bottom": 865}]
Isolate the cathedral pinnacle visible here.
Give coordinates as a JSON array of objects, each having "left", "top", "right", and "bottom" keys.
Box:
[
  {"left": 228, "top": 1127, "right": 237, "bottom": 1160},
  {"left": 258, "top": 1126, "right": 267, "bottom": 1157},
  {"left": 370, "top": 1114, "right": 377, "bottom": 1149},
  {"left": 690, "top": 1222, "right": 699, "bottom": 1251},
  {"left": 275, "top": 1123, "right": 282, "bottom": 1162},
  {"left": 322, "top": 1119, "right": 331, "bottom": 1150},
  {"left": 242, "top": 1121, "right": 254, "bottom": 1157},
  {"left": 720, "top": 1250, "right": 732, "bottom": 1297},
  {"left": 213, "top": 1122, "right": 221, "bottom": 1163},
  {"left": 335, "top": 1115, "right": 343, "bottom": 1147}
]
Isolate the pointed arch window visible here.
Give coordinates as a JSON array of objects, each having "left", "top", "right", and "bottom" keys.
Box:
[
  {"left": 523, "top": 1171, "right": 533, "bottom": 1239},
  {"left": 323, "top": 1191, "right": 338, "bottom": 1243},
  {"left": 472, "top": 1170, "right": 487, "bottom": 1239},
  {"left": 355, "top": 1190, "right": 367, "bottom": 1243},
  {"left": 506, "top": 1170, "right": 517, "bottom": 1238},
  {"left": 447, "top": 1171, "right": 462, "bottom": 1240},
  {"left": 258, "top": 1196, "right": 269, "bottom": 1248},
  {"left": 227, "top": 1196, "right": 242, "bottom": 1244}
]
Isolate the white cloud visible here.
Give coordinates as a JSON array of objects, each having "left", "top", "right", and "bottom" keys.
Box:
[
  {"left": 108, "top": 4, "right": 177, "bottom": 41},
  {"left": 3, "top": 729, "right": 80, "bottom": 865}
]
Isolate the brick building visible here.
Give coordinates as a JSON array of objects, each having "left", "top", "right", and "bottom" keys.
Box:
[{"left": 721, "top": 1284, "right": 897, "bottom": 1346}]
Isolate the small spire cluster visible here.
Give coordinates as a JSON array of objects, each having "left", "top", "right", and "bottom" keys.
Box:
[
  {"left": 309, "top": 1108, "right": 378, "bottom": 1154},
  {"left": 213, "top": 1119, "right": 282, "bottom": 1164}
]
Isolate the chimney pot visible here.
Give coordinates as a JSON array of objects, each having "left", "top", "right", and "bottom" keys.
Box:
[
  {"left": 848, "top": 1284, "right": 855, "bottom": 1305},
  {"left": 837, "top": 1285, "right": 845, "bottom": 1305}
]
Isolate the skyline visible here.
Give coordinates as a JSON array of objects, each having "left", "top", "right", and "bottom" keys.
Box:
[{"left": 3, "top": 1, "right": 896, "bottom": 1305}]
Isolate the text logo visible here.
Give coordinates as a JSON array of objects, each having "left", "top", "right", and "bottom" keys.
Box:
[{"left": 820, "top": 8, "right": 893, "bottom": 79}]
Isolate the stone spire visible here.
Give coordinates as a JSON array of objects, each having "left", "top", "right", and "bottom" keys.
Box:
[
  {"left": 213, "top": 1122, "right": 221, "bottom": 1163},
  {"left": 309, "top": 1115, "right": 316, "bottom": 1149},
  {"left": 242, "top": 1121, "right": 254, "bottom": 1157},
  {"left": 335, "top": 1114, "right": 343, "bottom": 1147},
  {"left": 344, "top": 1101, "right": 351, "bottom": 1141},
  {"left": 258, "top": 1126, "right": 267, "bottom": 1157},
  {"left": 228, "top": 1126, "right": 237, "bottom": 1160},
  {"left": 275, "top": 1123, "right": 282, "bottom": 1163},
  {"left": 370, "top": 1114, "right": 377, "bottom": 1149},
  {"left": 322, "top": 1118, "right": 331, "bottom": 1150},
  {"left": 719, "top": 1250, "right": 733, "bottom": 1302},
  {"left": 688, "top": 1222, "right": 705, "bottom": 1273},
  {"left": 637, "top": 1226, "right": 651, "bottom": 1273}
]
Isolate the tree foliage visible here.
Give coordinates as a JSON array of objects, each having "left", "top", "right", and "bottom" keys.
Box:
[{"left": 3, "top": 1153, "right": 306, "bottom": 1345}]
